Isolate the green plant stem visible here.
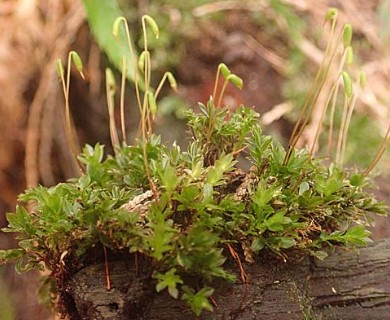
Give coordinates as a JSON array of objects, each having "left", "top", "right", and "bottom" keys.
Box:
[
  {"left": 106, "top": 74, "right": 120, "bottom": 150},
  {"left": 140, "top": 16, "right": 158, "bottom": 200},
  {"left": 335, "top": 95, "right": 350, "bottom": 165},
  {"left": 363, "top": 122, "right": 390, "bottom": 176},
  {"left": 285, "top": 49, "right": 336, "bottom": 164},
  {"left": 311, "top": 46, "right": 348, "bottom": 159},
  {"left": 114, "top": 17, "right": 143, "bottom": 141},
  {"left": 120, "top": 56, "right": 127, "bottom": 144},
  {"left": 155, "top": 73, "right": 169, "bottom": 101},
  {"left": 217, "top": 79, "right": 230, "bottom": 108},
  {"left": 284, "top": 16, "right": 339, "bottom": 165},
  {"left": 339, "top": 89, "right": 359, "bottom": 165},
  {"left": 309, "top": 83, "right": 337, "bottom": 158},
  {"left": 326, "top": 81, "right": 341, "bottom": 158},
  {"left": 66, "top": 55, "right": 79, "bottom": 165},
  {"left": 60, "top": 55, "right": 84, "bottom": 173},
  {"left": 212, "top": 65, "right": 222, "bottom": 101},
  {"left": 155, "top": 72, "right": 176, "bottom": 100}
]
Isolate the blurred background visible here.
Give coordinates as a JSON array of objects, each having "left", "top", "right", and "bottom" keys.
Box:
[{"left": 1, "top": 0, "right": 390, "bottom": 319}]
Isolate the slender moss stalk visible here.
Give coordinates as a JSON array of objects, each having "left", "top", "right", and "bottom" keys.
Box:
[
  {"left": 326, "top": 82, "right": 340, "bottom": 157},
  {"left": 338, "top": 86, "right": 359, "bottom": 166},
  {"left": 284, "top": 9, "right": 339, "bottom": 165},
  {"left": 120, "top": 57, "right": 127, "bottom": 144},
  {"left": 335, "top": 91, "right": 351, "bottom": 165},
  {"left": 212, "top": 63, "right": 230, "bottom": 101},
  {"left": 364, "top": 123, "right": 390, "bottom": 176},
  {"left": 155, "top": 72, "right": 177, "bottom": 100},
  {"left": 113, "top": 17, "right": 140, "bottom": 145},
  {"left": 56, "top": 51, "right": 85, "bottom": 173},
  {"left": 105, "top": 68, "right": 120, "bottom": 150},
  {"left": 217, "top": 78, "right": 230, "bottom": 108},
  {"left": 141, "top": 15, "right": 160, "bottom": 199},
  {"left": 310, "top": 46, "right": 350, "bottom": 159}
]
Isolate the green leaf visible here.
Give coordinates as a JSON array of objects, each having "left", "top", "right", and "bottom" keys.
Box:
[
  {"left": 215, "top": 153, "right": 235, "bottom": 172},
  {"left": 205, "top": 167, "right": 224, "bottom": 186},
  {"left": 251, "top": 180, "right": 281, "bottom": 209},
  {"left": 251, "top": 237, "right": 266, "bottom": 252},
  {"left": 315, "top": 169, "right": 344, "bottom": 197},
  {"left": 146, "top": 207, "right": 176, "bottom": 261},
  {"left": 174, "top": 185, "right": 200, "bottom": 209},
  {"left": 349, "top": 172, "right": 365, "bottom": 187},
  {"left": 182, "top": 286, "right": 214, "bottom": 316},
  {"left": 203, "top": 183, "right": 214, "bottom": 204},
  {"left": 265, "top": 211, "right": 292, "bottom": 232},
  {"left": 0, "top": 249, "right": 25, "bottom": 263},
  {"left": 342, "top": 225, "right": 371, "bottom": 246},
  {"left": 155, "top": 268, "right": 183, "bottom": 299},
  {"left": 82, "top": 0, "right": 136, "bottom": 82},
  {"left": 205, "top": 154, "right": 235, "bottom": 186},
  {"left": 5, "top": 206, "right": 34, "bottom": 234},
  {"left": 298, "top": 181, "right": 310, "bottom": 195},
  {"left": 159, "top": 163, "right": 180, "bottom": 197},
  {"left": 147, "top": 223, "right": 175, "bottom": 260},
  {"left": 320, "top": 225, "right": 371, "bottom": 246},
  {"left": 177, "top": 228, "right": 228, "bottom": 279},
  {"left": 277, "top": 236, "right": 296, "bottom": 249}
]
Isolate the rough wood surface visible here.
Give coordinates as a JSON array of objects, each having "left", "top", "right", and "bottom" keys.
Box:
[{"left": 64, "top": 239, "right": 390, "bottom": 320}]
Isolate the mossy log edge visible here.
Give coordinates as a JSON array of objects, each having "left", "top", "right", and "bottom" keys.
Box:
[{"left": 64, "top": 239, "right": 390, "bottom": 320}]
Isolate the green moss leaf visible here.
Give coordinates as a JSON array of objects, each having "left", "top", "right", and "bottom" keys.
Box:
[
  {"left": 182, "top": 286, "right": 214, "bottom": 316},
  {"left": 155, "top": 268, "right": 183, "bottom": 299}
]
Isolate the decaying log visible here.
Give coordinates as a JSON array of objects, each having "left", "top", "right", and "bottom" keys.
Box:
[{"left": 64, "top": 239, "right": 390, "bottom": 320}]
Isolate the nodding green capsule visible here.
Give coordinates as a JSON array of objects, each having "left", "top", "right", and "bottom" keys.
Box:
[
  {"left": 342, "top": 24, "right": 353, "bottom": 47},
  {"left": 138, "top": 51, "right": 147, "bottom": 72},
  {"left": 341, "top": 71, "right": 353, "bottom": 98},
  {"left": 324, "top": 8, "right": 338, "bottom": 23},
  {"left": 167, "top": 72, "right": 178, "bottom": 91},
  {"left": 345, "top": 46, "right": 354, "bottom": 65},
  {"left": 113, "top": 17, "right": 125, "bottom": 38},
  {"left": 70, "top": 51, "right": 85, "bottom": 79},
  {"left": 219, "top": 63, "right": 231, "bottom": 79},
  {"left": 105, "top": 68, "right": 116, "bottom": 93},
  {"left": 147, "top": 91, "right": 158, "bottom": 116},
  {"left": 359, "top": 70, "right": 367, "bottom": 88},
  {"left": 143, "top": 15, "right": 159, "bottom": 39},
  {"left": 227, "top": 74, "right": 243, "bottom": 90},
  {"left": 56, "top": 59, "right": 64, "bottom": 78}
]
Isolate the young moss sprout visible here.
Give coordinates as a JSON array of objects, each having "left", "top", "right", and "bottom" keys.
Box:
[{"left": 0, "top": 12, "right": 388, "bottom": 317}]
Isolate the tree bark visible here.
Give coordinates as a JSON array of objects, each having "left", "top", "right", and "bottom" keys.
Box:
[{"left": 64, "top": 239, "right": 390, "bottom": 320}]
